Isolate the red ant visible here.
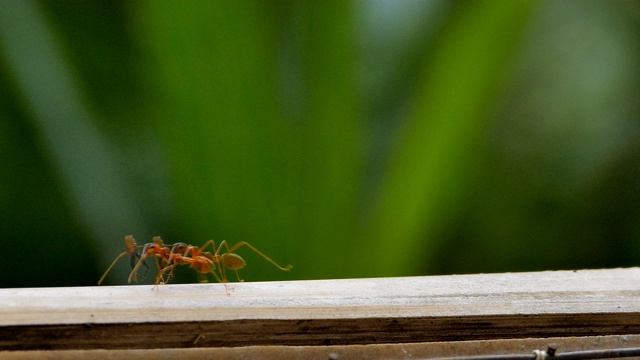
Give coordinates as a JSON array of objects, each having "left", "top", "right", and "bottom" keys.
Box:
[
  {"left": 160, "top": 240, "right": 293, "bottom": 284},
  {"left": 98, "top": 235, "right": 149, "bottom": 285},
  {"left": 99, "top": 236, "right": 293, "bottom": 289}
]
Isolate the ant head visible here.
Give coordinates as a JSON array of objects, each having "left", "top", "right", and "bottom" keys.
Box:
[
  {"left": 171, "top": 242, "right": 189, "bottom": 254},
  {"left": 141, "top": 243, "right": 157, "bottom": 255}
]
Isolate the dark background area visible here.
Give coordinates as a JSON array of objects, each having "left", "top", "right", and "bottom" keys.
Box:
[{"left": 1, "top": 1, "right": 639, "bottom": 287}]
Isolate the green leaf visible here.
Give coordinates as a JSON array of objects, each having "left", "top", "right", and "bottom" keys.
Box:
[{"left": 366, "top": 0, "right": 535, "bottom": 276}]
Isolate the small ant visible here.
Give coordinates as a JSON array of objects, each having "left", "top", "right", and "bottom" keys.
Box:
[
  {"left": 97, "top": 235, "right": 148, "bottom": 285},
  {"left": 160, "top": 240, "right": 293, "bottom": 284},
  {"left": 99, "top": 236, "right": 293, "bottom": 289}
]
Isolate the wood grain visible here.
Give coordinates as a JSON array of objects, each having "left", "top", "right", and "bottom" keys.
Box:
[
  {"left": 4, "top": 335, "right": 640, "bottom": 360},
  {"left": 1, "top": 268, "right": 640, "bottom": 350}
]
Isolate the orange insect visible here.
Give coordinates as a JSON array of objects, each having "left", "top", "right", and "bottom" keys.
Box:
[
  {"left": 100, "top": 236, "right": 293, "bottom": 289},
  {"left": 160, "top": 240, "right": 293, "bottom": 284},
  {"left": 98, "top": 235, "right": 148, "bottom": 285}
]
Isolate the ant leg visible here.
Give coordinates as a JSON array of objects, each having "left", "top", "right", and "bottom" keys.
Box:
[
  {"left": 198, "top": 272, "right": 209, "bottom": 283},
  {"left": 197, "top": 255, "right": 227, "bottom": 292},
  {"left": 233, "top": 269, "right": 243, "bottom": 282},
  {"left": 124, "top": 235, "right": 148, "bottom": 280},
  {"left": 223, "top": 241, "right": 293, "bottom": 271},
  {"left": 163, "top": 259, "right": 178, "bottom": 284},
  {"left": 99, "top": 235, "right": 146, "bottom": 285},
  {"left": 210, "top": 259, "right": 230, "bottom": 295},
  {"left": 154, "top": 256, "right": 171, "bottom": 284},
  {"left": 154, "top": 257, "right": 166, "bottom": 285},
  {"left": 157, "top": 263, "right": 178, "bottom": 285},
  {"left": 98, "top": 252, "right": 127, "bottom": 285},
  {"left": 198, "top": 254, "right": 224, "bottom": 284},
  {"left": 217, "top": 265, "right": 231, "bottom": 296},
  {"left": 130, "top": 254, "right": 149, "bottom": 280},
  {"left": 192, "top": 239, "right": 217, "bottom": 257},
  {"left": 214, "top": 241, "right": 233, "bottom": 283},
  {"left": 211, "top": 265, "right": 224, "bottom": 284},
  {"left": 128, "top": 253, "right": 149, "bottom": 284}
]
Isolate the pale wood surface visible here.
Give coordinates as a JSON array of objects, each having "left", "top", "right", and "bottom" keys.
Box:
[{"left": 1, "top": 268, "right": 640, "bottom": 350}]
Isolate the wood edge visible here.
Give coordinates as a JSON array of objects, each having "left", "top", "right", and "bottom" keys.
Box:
[{"left": 3, "top": 334, "right": 640, "bottom": 360}]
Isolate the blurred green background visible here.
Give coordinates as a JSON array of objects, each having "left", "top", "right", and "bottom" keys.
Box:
[{"left": 1, "top": 1, "right": 639, "bottom": 288}]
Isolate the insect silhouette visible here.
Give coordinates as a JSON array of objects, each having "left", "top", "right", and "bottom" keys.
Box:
[{"left": 97, "top": 235, "right": 148, "bottom": 285}]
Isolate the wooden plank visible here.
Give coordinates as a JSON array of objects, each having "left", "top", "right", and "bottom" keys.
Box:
[
  {"left": 3, "top": 335, "right": 640, "bottom": 360},
  {"left": 1, "top": 268, "right": 640, "bottom": 350}
]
